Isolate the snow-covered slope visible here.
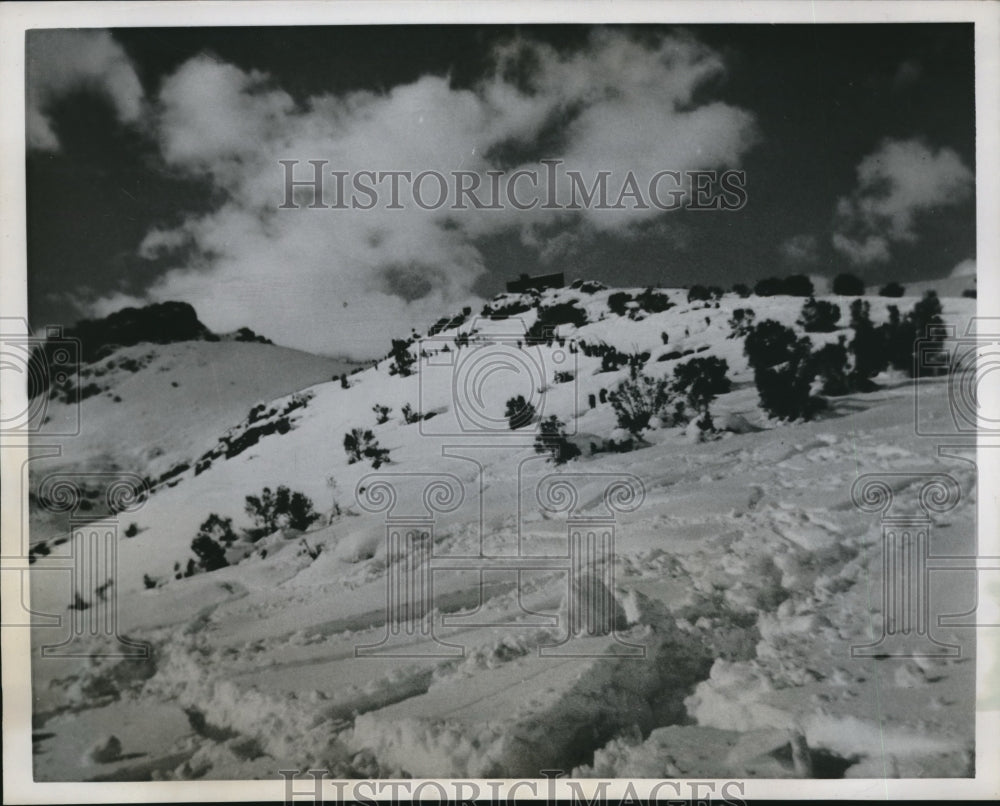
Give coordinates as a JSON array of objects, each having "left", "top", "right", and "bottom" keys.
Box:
[{"left": 29, "top": 285, "right": 977, "bottom": 781}]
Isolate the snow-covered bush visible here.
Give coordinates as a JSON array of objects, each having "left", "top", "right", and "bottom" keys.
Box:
[
  {"left": 797, "top": 297, "right": 841, "bottom": 332},
  {"left": 534, "top": 415, "right": 581, "bottom": 464},
  {"left": 344, "top": 428, "right": 391, "bottom": 468},
  {"left": 687, "top": 285, "right": 722, "bottom": 303},
  {"left": 199, "top": 513, "right": 238, "bottom": 546},
  {"left": 600, "top": 349, "right": 629, "bottom": 373},
  {"left": 811, "top": 336, "right": 851, "bottom": 396},
  {"left": 244, "top": 486, "right": 319, "bottom": 538},
  {"left": 609, "top": 373, "right": 685, "bottom": 437},
  {"left": 372, "top": 404, "right": 391, "bottom": 424},
  {"left": 191, "top": 534, "right": 229, "bottom": 572},
  {"left": 727, "top": 307, "right": 756, "bottom": 339},
  {"left": 505, "top": 395, "right": 536, "bottom": 430}
]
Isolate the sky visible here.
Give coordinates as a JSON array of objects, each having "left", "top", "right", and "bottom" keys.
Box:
[{"left": 26, "top": 24, "right": 976, "bottom": 359}]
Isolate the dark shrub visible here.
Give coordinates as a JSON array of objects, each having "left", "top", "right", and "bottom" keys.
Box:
[
  {"left": 427, "top": 308, "right": 470, "bottom": 336},
  {"left": 688, "top": 285, "right": 712, "bottom": 303},
  {"left": 69, "top": 593, "right": 91, "bottom": 610},
  {"left": 534, "top": 416, "right": 581, "bottom": 464},
  {"left": 848, "top": 299, "right": 887, "bottom": 389},
  {"left": 732, "top": 283, "right": 752, "bottom": 298},
  {"left": 372, "top": 404, "right": 391, "bottom": 424},
  {"left": 540, "top": 302, "right": 588, "bottom": 328},
  {"left": 235, "top": 326, "right": 272, "bottom": 344},
  {"left": 244, "top": 487, "right": 319, "bottom": 537},
  {"left": 344, "top": 428, "right": 390, "bottom": 468},
  {"left": 744, "top": 320, "right": 820, "bottom": 420},
  {"left": 879, "top": 281, "right": 905, "bottom": 298},
  {"left": 727, "top": 308, "right": 756, "bottom": 339},
  {"left": 526, "top": 302, "right": 588, "bottom": 345},
  {"left": 672, "top": 357, "right": 731, "bottom": 412},
  {"left": 124, "top": 522, "right": 139, "bottom": 538},
  {"left": 401, "top": 403, "right": 423, "bottom": 424},
  {"left": 962, "top": 288, "right": 976, "bottom": 299},
  {"left": 744, "top": 319, "right": 799, "bottom": 370},
  {"left": 600, "top": 348, "right": 630, "bottom": 373},
  {"left": 609, "top": 374, "right": 681, "bottom": 436},
  {"left": 505, "top": 395, "right": 536, "bottom": 430},
  {"left": 880, "top": 304, "right": 912, "bottom": 373},
  {"left": 878, "top": 293, "right": 946, "bottom": 377},
  {"left": 607, "top": 292, "right": 632, "bottom": 317},
  {"left": 191, "top": 534, "right": 229, "bottom": 572},
  {"left": 481, "top": 295, "right": 535, "bottom": 319},
  {"left": 753, "top": 275, "right": 814, "bottom": 297},
  {"left": 634, "top": 288, "right": 673, "bottom": 314},
  {"left": 797, "top": 297, "right": 841, "bottom": 333},
  {"left": 199, "top": 513, "right": 238, "bottom": 546},
  {"left": 833, "top": 272, "right": 866, "bottom": 296},
  {"left": 753, "top": 277, "right": 784, "bottom": 297},
  {"left": 387, "top": 339, "right": 416, "bottom": 376},
  {"left": 143, "top": 574, "right": 158, "bottom": 590},
  {"left": 907, "top": 291, "right": 947, "bottom": 376},
  {"left": 783, "top": 274, "right": 814, "bottom": 297}
]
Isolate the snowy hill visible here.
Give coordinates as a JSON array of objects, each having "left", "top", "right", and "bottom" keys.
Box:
[
  {"left": 29, "top": 338, "right": 357, "bottom": 540},
  {"left": 29, "top": 283, "right": 977, "bottom": 781}
]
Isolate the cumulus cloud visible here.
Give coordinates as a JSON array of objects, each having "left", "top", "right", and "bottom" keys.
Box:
[
  {"left": 90, "top": 30, "right": 757, "bottom": 357},
  {"left": 27, "top": 30, "right": 145, "bottom": 150},
  {"left": 831, "top": 138, "right": 973, "bottom": 267}
]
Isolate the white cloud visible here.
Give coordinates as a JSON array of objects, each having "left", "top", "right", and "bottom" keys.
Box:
[
  {"left": 27, "top": 30, "right": 145, "bottom": 150},
  {"left": 950, "top": 257, "right": 976, "bottom": 278},
  {"left": 91, "top": 31, "right": 757, "bottom": 357},
  {"left": 831, "top": 138, "right": 973, "bottom": 267}
]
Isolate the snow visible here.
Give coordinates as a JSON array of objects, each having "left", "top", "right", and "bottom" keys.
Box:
[{"left": 27, "top": 286, "right": 979, "bottom": 780}]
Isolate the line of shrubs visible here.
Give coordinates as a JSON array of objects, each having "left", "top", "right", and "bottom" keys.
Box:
[{"left": 739, "top": 291, "right": 946, "bottom": 421}]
